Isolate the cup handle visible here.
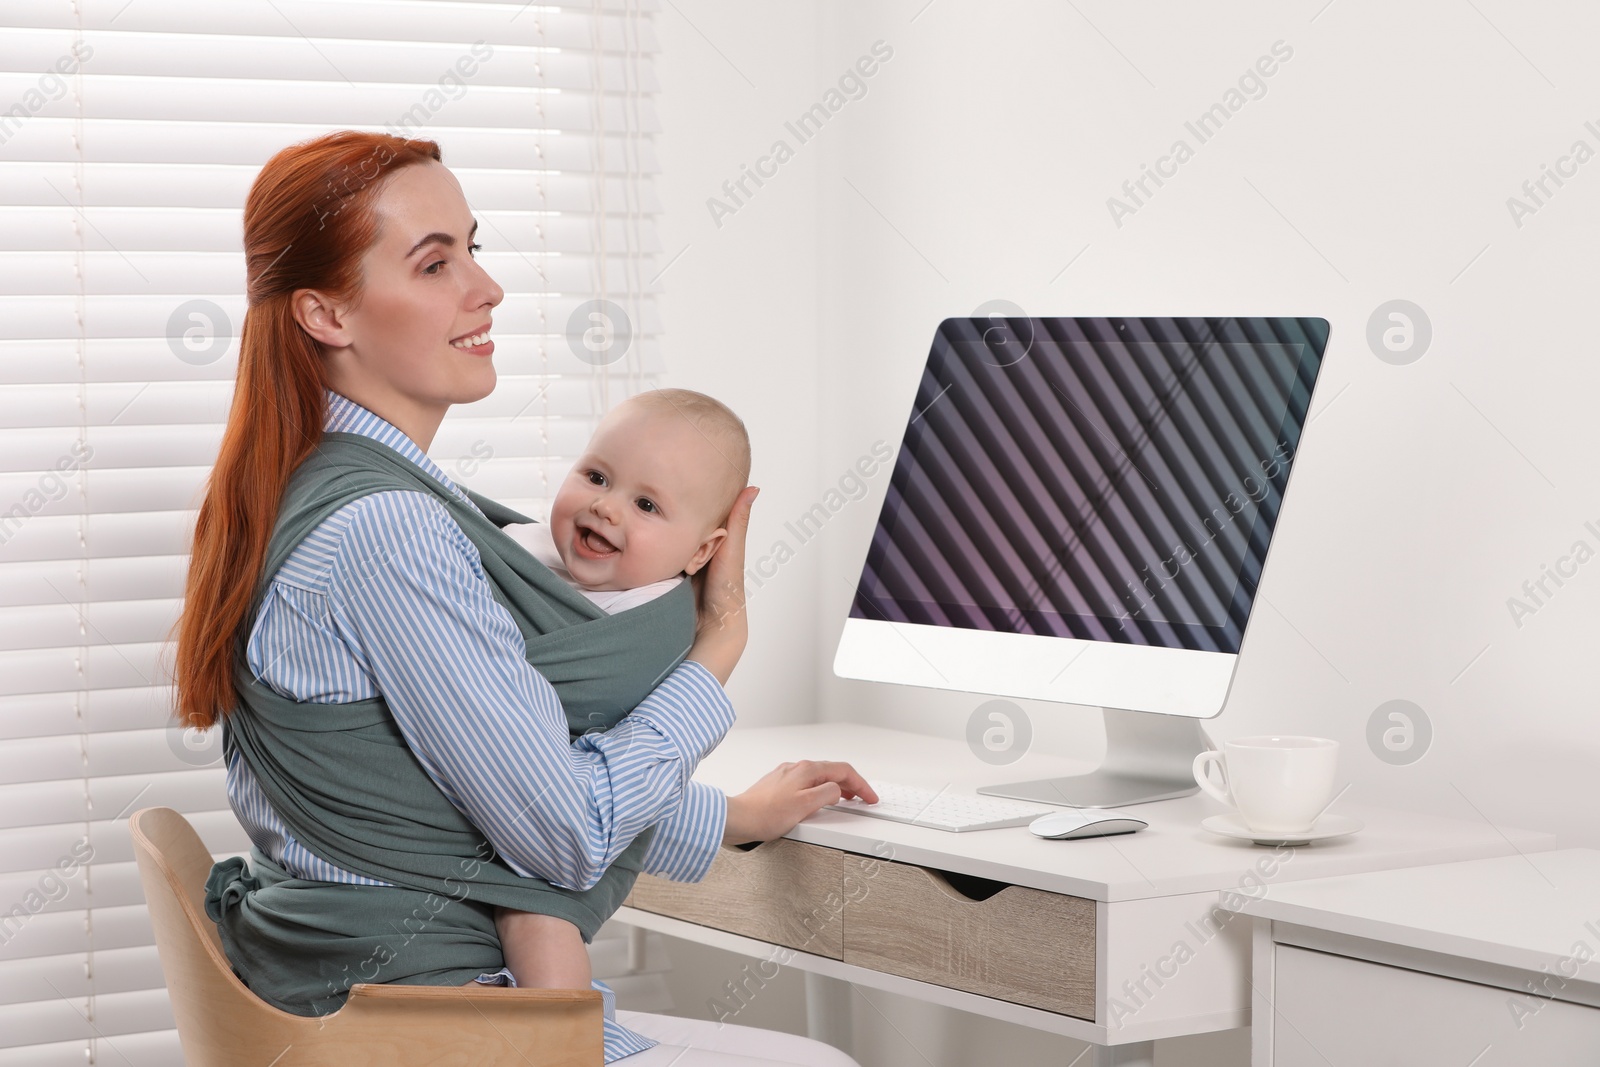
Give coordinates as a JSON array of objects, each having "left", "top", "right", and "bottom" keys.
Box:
[{"left": 1192, "top": 750, "right": 1233, "bottom": 807}]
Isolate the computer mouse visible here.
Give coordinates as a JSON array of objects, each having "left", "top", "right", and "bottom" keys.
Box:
[{"left": 1028, "top": 809, "right": 1149, "bottom": 840}]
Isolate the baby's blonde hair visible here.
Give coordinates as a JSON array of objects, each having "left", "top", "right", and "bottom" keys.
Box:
[{"left": 626, "top": 388, "right": 751, "bottom": 519}]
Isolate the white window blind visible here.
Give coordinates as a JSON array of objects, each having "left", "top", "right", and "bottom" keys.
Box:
[{"left": 0, "top": 1, "right": 663, "bottom": 1062}]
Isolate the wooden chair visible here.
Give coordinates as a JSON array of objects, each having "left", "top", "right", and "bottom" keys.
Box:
[{"left": 130, "top": 807, "right": 603, "bottom": 1066}]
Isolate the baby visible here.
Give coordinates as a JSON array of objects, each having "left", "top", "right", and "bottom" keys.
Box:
[{"left": 500, "top": 387, "right": 751, "bottom": 991}]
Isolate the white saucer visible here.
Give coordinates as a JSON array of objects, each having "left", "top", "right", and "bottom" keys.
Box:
[{"left": 1200, "top": 812, "right": 1362, "bottom": 846}]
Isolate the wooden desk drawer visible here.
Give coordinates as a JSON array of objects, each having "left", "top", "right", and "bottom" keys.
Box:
[
  {"left": 842, "top": 858, "right": 1097, "bottom": 1021},
  {"left": 625, "top": 839, "right": 846, "bottom": 959}
]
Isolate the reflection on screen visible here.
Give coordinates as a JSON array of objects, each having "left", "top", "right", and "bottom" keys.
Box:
[{"left": 849, "top": 317, "right": 1326, "bottom": 653}]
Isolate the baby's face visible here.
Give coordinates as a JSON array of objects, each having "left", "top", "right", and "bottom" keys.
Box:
[{"left": 549, "top": 402, "right": 732, "bottom": 591}]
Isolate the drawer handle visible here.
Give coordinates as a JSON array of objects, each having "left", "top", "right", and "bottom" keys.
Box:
[
  {"left": 721, "top": 838, "right": 807, "bottom": 857},
  {"left": 887, "top": 861, "right": 1013, "bottom": 903},
  {"left": 937, "top": 869, "right": 1010, "bottom": 901}
]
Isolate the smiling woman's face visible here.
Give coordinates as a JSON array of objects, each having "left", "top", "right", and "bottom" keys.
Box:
[{"left": 304, "top": 159, "right": 505, "bottom": 448}]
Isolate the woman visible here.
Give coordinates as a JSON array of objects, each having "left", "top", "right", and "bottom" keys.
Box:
[{"left": 174, "top": 130, "right": 872, "bottom": 1065}]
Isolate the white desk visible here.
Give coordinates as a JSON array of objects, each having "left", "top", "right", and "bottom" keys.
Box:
[
  {"left": 616, "top": 724, "right": 1557, "bottom": 1066},
  {"left": 1225, "top": 848, "right": 1600, "bottom": 1066}
]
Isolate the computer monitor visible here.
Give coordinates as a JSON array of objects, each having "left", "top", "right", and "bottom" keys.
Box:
[{"left": 834, "top": 316, "right": 1329, "bottom": 807}]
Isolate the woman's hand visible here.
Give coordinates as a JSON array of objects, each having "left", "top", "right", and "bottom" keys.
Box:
[
  {"left": 688, "top": 485, "right": 758, "bottom": 685},
  {"left": 722, "top": 760, "right": 879, "bottom": 846}
]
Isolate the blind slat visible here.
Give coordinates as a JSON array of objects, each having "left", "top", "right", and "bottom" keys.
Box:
[
  {"left": 0, "top": 813, "right": 247, "bottom": 887},
  {"left": 1, "top": 771, "right": 229, "bottom": 830},
  {"left": 0, "top": 165, "right": 663, "bottom": 214},
  {"left": 0, "top": 338, "right": 665, "bottom": 385},
  {"left": 0, "top": 252, "right": 666, "bottom": 298},
  {"left": 0, "top": 563, "right": 189, "bottom": 609},
  {"left": 0, "top": 1028, "right": 183, "bottom": 1067},
  {"left": 9, "top": 0, "right": 661, "bottom": 52},
  {"left": 0, "top": 77, "right": 661, "bottom": 134},
  {"left": 0, "top": 208, "right": 664, "bottom": 254},
  {"left": 0, "top": 601, "right": 181, "bottom": 657},
  {"left": 0, "top": 644, "right": 170, "bottom": 698},
  {"left": 0, "top": 687, "right": 189, "bottom": 742},
  {"left": 0, "top": 121, "right": 661, "bottom": 173},
  {"left": 0, "top": 409, "right": 649, "bottom": 472},
  {"left": 0, "top": 944, "right": 168, "bottom": 1008},
  {"left": 0, "top": 861, "right": 146, "bottom": 921},
  {"left": 0, "top": 986, "right": 175, "bottom": 1048},
  {"left": 6, "top": 28, "right": 658, "bottom": 92}
]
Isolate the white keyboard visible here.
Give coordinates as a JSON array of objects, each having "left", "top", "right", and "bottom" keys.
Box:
[{"left": 826, "top": 781, "right": 1056, "bottom": 832}]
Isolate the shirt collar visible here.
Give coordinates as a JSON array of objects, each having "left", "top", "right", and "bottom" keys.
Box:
[{"left": 323, "top": 389, "right": 478, "bottom": 511}]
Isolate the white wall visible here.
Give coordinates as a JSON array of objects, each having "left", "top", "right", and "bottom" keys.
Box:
[
  {"left": 812, "top": 0, "right": 1600, "bottom": 842},
  {"left": 655, "top": 1, "right": 828, "bottom": 725},
  {"left": 657, "top": 3, "right": 1600, "bottom": 1065}
]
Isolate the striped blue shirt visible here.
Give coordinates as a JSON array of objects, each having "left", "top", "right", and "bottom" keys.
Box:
[{"left": 226, "top": 390, "right": 731, "bottom": 1061}]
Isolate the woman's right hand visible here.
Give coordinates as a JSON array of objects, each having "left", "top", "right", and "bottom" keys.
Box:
[
  {"left": 688, "top": 485, "right": 758, "bottom": 685},
  {"left": 722, "top": 760, "right": 878, "bottom": 846}
]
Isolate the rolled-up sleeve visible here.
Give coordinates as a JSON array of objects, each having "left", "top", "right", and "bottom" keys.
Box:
[
  {"left": 324, "top": 490, "right": 734, "bottom": 892},
  {"left": 638, "top": 779, "right": 728, "bottom": 882}
]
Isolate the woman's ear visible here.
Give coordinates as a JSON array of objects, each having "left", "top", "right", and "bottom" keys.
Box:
[
  {"left": 683, "top": 528, "right": 728, "bottom": 576},
  {"left": 291, "top": 288, "right": 351, "bottom": 349}
]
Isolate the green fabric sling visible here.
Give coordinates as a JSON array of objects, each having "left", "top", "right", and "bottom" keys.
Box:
[{"left": 205, "top": 432, "right": 696, "bottom": 1015}]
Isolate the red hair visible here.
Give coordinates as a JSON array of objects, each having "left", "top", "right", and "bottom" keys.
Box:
[{"left": 173, "top": 131, "right": 441, "bottom": 728}]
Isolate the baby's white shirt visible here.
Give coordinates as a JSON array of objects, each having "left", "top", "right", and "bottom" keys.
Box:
[{"left": 505, "top": 522, "right": 685, "bottom": 614}]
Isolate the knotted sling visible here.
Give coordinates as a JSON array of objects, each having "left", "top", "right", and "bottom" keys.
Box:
[{"left": 204, "top": 432, "right": 696, "bottom": 1015}]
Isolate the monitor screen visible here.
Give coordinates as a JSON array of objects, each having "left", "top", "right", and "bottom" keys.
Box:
[{"left": 848, "top": 317, "right": 1328, "bottom": 655}]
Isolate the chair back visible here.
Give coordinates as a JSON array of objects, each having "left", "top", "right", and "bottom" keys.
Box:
[
  {"left": 130, "top": 807, "right": 605, "bottom": 1066},
  {"left": 131, "top": 808, "right": 314, "bottom": 1063}
]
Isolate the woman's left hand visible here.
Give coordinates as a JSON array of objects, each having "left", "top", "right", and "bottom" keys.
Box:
[{"left": 722, "top": 760, "right": 879, "bottom": 846}]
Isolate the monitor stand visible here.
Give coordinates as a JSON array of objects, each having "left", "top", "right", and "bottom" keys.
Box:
[{"left": 977, "top": 708, "right": 1209, "bottom": 808}]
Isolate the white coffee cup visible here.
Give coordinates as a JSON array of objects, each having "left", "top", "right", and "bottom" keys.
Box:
[{"left": 1191, "top": 736, "right": 1339, "bottom": 835}]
